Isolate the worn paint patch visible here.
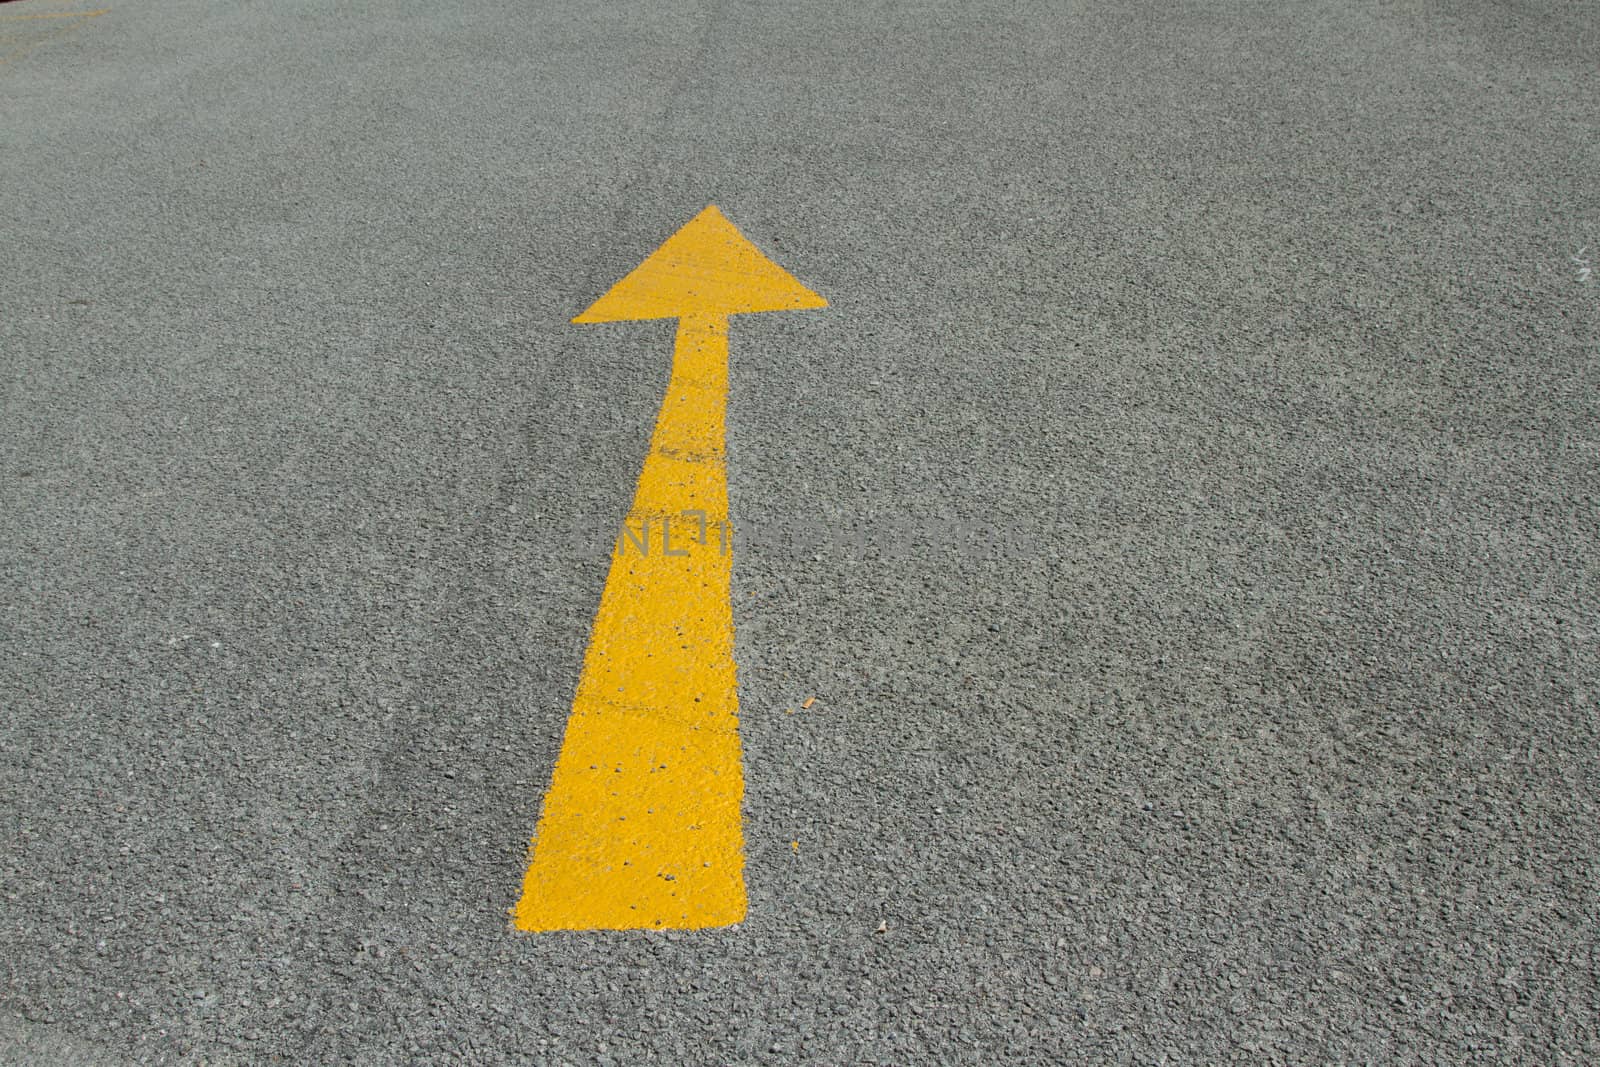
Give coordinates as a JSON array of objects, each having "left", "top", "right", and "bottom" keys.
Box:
[{"left": 0, "top": 7, "right": 108, "bottom": 64}]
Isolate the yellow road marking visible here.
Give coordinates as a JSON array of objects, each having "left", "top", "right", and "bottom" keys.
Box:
[
  {"left": 513, "top": 206, "right": 825, "bottom": 932},
  {"left": 0, "top": 9, "right": 110, "bottom": 19},
  {"left": 0, "top": 7, "right": 107, "bottom": 65}
]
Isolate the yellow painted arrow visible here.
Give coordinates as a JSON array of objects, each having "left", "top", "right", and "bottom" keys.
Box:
[{"left": 513, "top": 206, "right": 826, "bottom": 932}]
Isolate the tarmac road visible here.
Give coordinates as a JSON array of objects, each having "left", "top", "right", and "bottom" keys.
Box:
[{"left": 3, "top": 0, "right": 1599, "bottom": 1062}]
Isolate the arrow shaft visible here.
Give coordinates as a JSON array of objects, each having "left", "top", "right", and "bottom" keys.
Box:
[
  {"left": 515, "top": 314, "right": 745, "bottom": 931},
  {"left": 644, "top": 313, "right": 730, "bottom": 475}
]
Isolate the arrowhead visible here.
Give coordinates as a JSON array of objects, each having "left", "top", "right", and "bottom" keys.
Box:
[{"left": 573, "top": 205, "right": 827, "bottom": 323}]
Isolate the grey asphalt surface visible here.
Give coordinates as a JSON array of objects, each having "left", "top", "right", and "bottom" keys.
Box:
[{"left": 4, "top": 0, "right": 1600, "bottom": 1062}]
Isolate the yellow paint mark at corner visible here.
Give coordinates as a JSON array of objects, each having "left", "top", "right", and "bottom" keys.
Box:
[
  {"left": 0, "top": 7, "right": 108, "bottom": 66},
  {"left": 514, "top": 207, "right": 825, "bottom": 933},
  {"left": 0, "top": 9, "right": 110, "bottom": 19}
]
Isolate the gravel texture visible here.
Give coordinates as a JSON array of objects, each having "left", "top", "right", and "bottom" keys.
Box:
[{"left": 3, "top": 0, "right": 1598, "bottom": 1062}]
